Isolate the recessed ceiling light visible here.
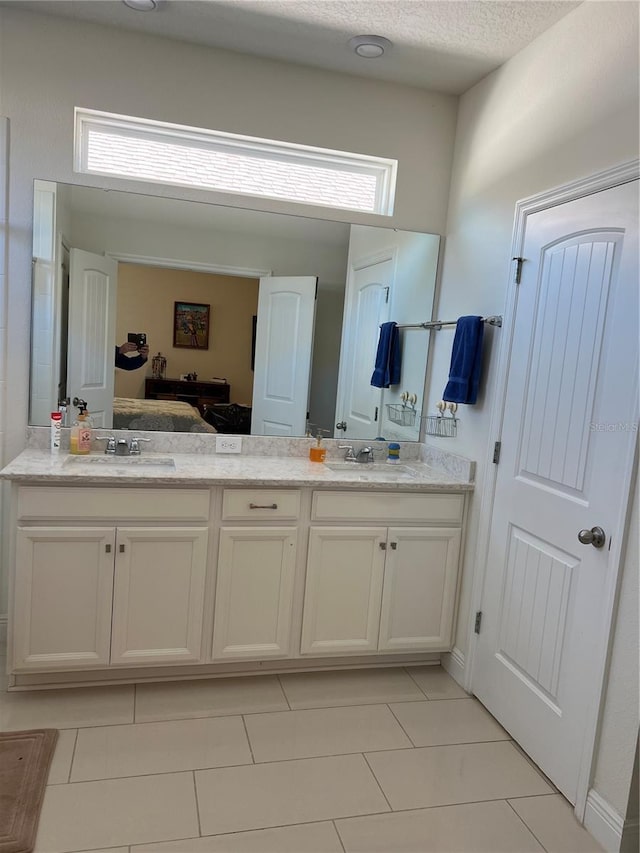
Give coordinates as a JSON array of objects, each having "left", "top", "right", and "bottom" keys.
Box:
[
  {"left": 348, "top": 35, "right": 392, "bottom": 59},
  {"left": 123, "top": 0, "right": 158, "bottom": 11}
]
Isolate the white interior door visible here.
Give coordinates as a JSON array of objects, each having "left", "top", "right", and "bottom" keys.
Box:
[
  {"left": 473, "top": 180, "right": 638, "bottom": 804},
  {"left": 67, "top": 249, "right": 118, "bottom": 428},
  {"left": 251, "top": 276, "right": 317, "bottom": 436},
  {"left": 334, "top": 256, "right": 393, "bottom": 439}
]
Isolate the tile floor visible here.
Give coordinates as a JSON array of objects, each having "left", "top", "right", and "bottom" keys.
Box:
[{"left": 0, "top": 654, "right": 603, "bottom": 853}]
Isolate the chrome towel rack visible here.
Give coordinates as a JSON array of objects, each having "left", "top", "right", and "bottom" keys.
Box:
[{"left": 389, "top": 315, "right": 503, "bottom": 331}]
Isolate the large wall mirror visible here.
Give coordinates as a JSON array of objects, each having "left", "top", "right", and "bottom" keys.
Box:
[{"left": 31, "top": 181, "right": 439, "bottom": 441}]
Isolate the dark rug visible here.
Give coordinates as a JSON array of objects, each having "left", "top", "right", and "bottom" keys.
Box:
[{"left": 0, "top": 729, "right": 58, "bottom": 853}]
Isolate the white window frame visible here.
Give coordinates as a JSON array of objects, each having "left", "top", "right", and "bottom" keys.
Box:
[{"left": 73, "top": 108, "right": 397, "bottom": 216}]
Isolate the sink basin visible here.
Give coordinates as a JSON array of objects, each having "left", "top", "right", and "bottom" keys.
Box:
[
  {"left": 64, "top": 455, "right": 176, "bottom": 469},
  {"left": 325, "top": 462, "right": 417, "bottom": 477}
]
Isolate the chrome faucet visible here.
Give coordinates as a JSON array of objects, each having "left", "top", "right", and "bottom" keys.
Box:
[
  {"left": 338, "top": 444, "right": 357, "bottom": 462},
  {"left": 355, "top": 446, "right": 374, "bottom": 464},
  {"left": 95, "top": 436, "right": 151, "bottom": 456}
]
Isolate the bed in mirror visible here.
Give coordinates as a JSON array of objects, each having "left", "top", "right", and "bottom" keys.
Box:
[{"left": 30, "top": 181, "right": 440, "bottom": 441}]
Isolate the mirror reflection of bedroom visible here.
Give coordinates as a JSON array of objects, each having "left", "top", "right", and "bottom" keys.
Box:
[
  {"left": 114, "top": 262, "right": 260, "bottom": 435},
  {"left": 31, "top": 181, "right": 439, "bottom": 440}
]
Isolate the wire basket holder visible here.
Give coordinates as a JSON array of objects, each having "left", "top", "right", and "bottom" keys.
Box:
[
  {"left": 424, "top": 401, "right": 458, "bottom": 438},
  {"left": 386, "top": 392, "right": 419, "bottom": 427}
]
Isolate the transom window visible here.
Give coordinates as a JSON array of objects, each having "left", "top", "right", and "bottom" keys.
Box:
[{"left": 74, "top": 108, "right": 397, "bottom": 216}]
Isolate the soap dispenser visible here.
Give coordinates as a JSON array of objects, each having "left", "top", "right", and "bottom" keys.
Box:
[
  {"left": 69, "top": 397, "right": 92, "bottom": 455},
  {"left": 309, "top": 429, "right": 328, "bottom": 463}
]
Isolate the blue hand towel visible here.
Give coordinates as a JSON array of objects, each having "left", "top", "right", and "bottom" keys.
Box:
[
  {"left": 371, "top": 322, "right": 401, "bottom": 389},
  {"left": 443, "top": 316, "right": 484, "bottom": 404}
]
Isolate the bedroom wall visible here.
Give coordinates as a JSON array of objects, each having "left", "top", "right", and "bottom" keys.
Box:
[{"left": 114, "top": 264, "right": 258, "bottom": 404}]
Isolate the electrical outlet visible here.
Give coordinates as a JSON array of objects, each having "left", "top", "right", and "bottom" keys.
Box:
[{"left": 216, "top": 435, "right": 242, "bottom": 454}]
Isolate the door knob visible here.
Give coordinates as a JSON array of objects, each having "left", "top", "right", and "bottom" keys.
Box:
[
  {"left": 336, "top": 421, "right": 347, "bottom": 431},
  {"left": 578, "top": 526, "right": 606, "bottom": 548}
]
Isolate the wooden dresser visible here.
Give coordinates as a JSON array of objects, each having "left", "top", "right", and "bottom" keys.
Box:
[{"left": 145, "top": 377, "right": 230, "bottom": 414}]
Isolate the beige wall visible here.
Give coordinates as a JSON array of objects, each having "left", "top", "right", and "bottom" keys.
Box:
[{"left": 114, "top": 264, "right": 257, "bottom": 405}]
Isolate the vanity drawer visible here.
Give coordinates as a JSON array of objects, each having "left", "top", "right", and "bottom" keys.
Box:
[
  {"left": 17, "top": 487, "right": 210, "bottom": 522},
  {"left": 311, "top": 491, "right": 464, "bottom": 524},
  {"left": 222, "top": 489, "right": 301, "bottom": 521}
]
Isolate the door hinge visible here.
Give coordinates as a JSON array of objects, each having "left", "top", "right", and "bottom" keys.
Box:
[
  {"left": 384, "top": 286, "right": 390, "bottom": 303},
  {"left": 474, "top": 611, "right": 483, "bottom": 634},
  {"left": 493, "top": 441, "right": 501, "bottom": 464},
  {"left": 512, "top": 257, "right": 525, "bottom": 284},
  {"left": 374, "top": 406, "right": 379, "bottom": 422}
]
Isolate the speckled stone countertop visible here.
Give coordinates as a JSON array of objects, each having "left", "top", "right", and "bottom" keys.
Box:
[{"left": 0, "top": 448, "right": 474, "bottom": 491}]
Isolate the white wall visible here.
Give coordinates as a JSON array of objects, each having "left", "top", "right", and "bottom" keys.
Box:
[
  {"left": 0, "top": 6, "right": 457, "bottom": 613},
  {"left": 433, "top": 0, "right": 638, "bottom": 826}
]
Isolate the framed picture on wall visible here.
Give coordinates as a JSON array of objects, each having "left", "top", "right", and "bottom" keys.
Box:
[{"left": 173, "top": 301, "right": 210, "bottom": 349}]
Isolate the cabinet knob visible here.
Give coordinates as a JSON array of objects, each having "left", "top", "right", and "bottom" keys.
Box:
[
  {"left": 379, "top": 542, "right": 387, "bottom": 550},
  {"left": 390, "top": 542, "right": 397, "bottom": 550}
]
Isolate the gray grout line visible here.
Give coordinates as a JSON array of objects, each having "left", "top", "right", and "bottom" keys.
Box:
[
  {"left": 385, "top": 702, "right": 418, "bottom": 747},
  {"left": 276, "top": 673, "right": 292, "bottom": 710},
  {"left": 332, "top": 818, "right": 347, "bottom": 852},
  {"left": 361, "top": 752, "right": 394, "bottom": 813},
  {"left": 192, "top": 769, "right": 203, "bottom": 837},
  {"left": 403, "top": 665, "right": 433, "bottom": 700},
  {"left": 241, "top": 715, "right": 256, "bottom": 763},
  {"left": 505, "top": 797, "right": 551, "bottom": 852},
  {"left": 67, "top": 728, "right": 79, "bottom": 783}
]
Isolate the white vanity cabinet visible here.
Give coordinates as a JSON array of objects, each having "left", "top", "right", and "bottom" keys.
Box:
[
  {"left": 301, "top": 491, "right": 464, "bottom": 656},
  {"left": 11, "top": 487, "right": 210, "bottom": 672},
  {"left": 211, "top": 490, "right": 299, "bottom": 660}
]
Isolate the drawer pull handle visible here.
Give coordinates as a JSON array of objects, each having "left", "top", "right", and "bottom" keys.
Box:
[
  {"left": 119, "top": 544, "right": 125, "bottom": 553},
  {"left": 390, "top": 542, "right": 397, "bottom": 550},
  {"left": 105, "top": 544, "right": 111, "bottom": 554},
  {"left": 379, "top": 542, "right": 387, "bottom": 550},
  {"left": 249, "top": 503, "right": 278, "bottom": 510}
]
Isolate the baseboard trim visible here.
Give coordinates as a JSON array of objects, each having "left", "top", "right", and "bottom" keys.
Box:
[
  {"left": 441, "top": 646, "right": 466, "bottom": 689},
  {"left": 584, "top": 789, "right": 625, "bottom": 852}
]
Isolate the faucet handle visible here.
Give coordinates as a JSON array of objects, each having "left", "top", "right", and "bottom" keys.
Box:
[
  {"left": 95, "top": 436, "right": 116, "bottom": 454},
  {"left": 129, "top": 437, "right": 151, "bottom": 455}
]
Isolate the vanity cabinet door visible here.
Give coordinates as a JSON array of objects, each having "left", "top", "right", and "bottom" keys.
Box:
[
  {"left": 301, "top": 527, "right": 387, "bottom": 655},
  {"left": 212, "top": 527, "right": 297, "bottom": 660},
  {"left": 378, "top": 527, "right": 462, "bottom": 652},
  {"left": 13, "top": 527, "right": 115, "bottom": 670},
  {"left": 110, "top": 527, "right": 208, "bottom": 666}
]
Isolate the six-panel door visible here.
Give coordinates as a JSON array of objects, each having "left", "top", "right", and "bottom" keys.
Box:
[
  {"left": 212, "top": 527, "right": 297, "bottom": 659},
  {"left": 13, "top": 527, "right": 115, "bottom": 670},
  {"left": 110, "top": 527, "right": 209, "bottom": 666},
  {"left": 378, "top": 527, "right": 462, "bottom": 651}
]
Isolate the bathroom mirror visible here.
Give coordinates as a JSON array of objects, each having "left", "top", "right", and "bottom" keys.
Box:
[{"left": 30, "top": 181, "right": 439, "bottom": 440}]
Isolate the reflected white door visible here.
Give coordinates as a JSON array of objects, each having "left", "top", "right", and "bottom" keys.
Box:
[
  {"left": 251, "top": 276, "right": 317, "bottom": 436},
  {"left": 67, "top": 249, "right": 118, "bottom": 428},
  {"left": 335, "top": 256, "right": 393, "bottom": 439},
  {"left": 473, "top": 180, "right": 638, "bottom": 803}
]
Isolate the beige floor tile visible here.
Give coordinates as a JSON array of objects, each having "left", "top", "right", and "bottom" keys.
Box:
[
  {"left": 134, "top": 821, "right": 344, "bottom": 853},
  {"left": 390, "top": 697, "right": 510, "bottom": 746},
  {"left": 195, "top": 754, "right": 389, "bottom": 835},
  {"left": 337, "top": 800, "right": 544, "bottom": 852},
  {"left": 34, "top": 772, "right": 199, "bottom": 853},
  {"left": 245, "top": 703, "right": 411, "bottom": 762},
  {"left": 0, "top": 684, "right": 134, "bottom": 731},
  {"left": 509, "top": 794, "right": 604, "bottom": 852},
  {"left": 406, "top": 665, "right": 468, "bottom": 699},
  {"left": 279, "top": 667, "right": 425, "bottom": 709},
  {"left": 47, "top": 729, "right": 77, "bottom": 784},
  {"left": 135, "top": 675, "right": 288, "bottom": 723},
  {"left": 366, "top": 741, "right": 553, "bottom": 810},
  {"left": 71, "top": 715, "right": 252, "bottom": 781}
]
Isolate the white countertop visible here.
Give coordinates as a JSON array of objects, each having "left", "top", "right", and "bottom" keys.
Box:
[{"left": 0, "top": 449, "right": 474, "bottom": 491}]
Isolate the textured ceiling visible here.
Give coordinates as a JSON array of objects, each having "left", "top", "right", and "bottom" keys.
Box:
[{"left": 9, "top": 0, "right": 581, "bottom": 93}]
